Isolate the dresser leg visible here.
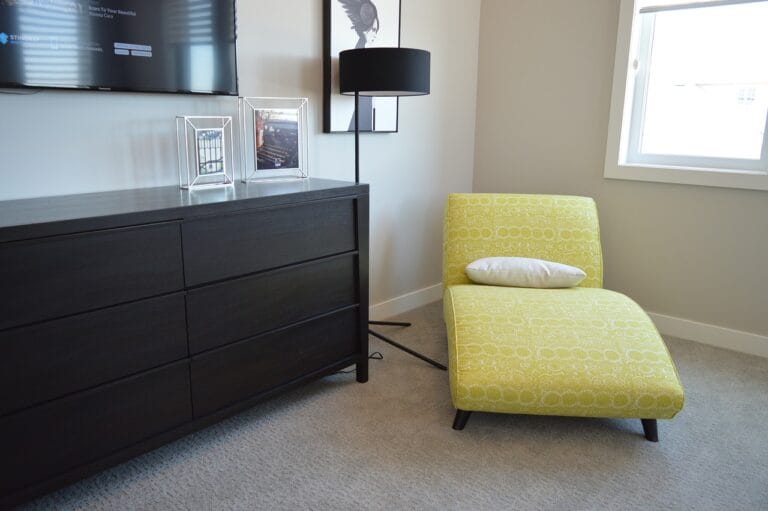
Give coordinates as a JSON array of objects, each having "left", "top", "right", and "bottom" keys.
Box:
[{"left": 356, "top": 358, "right": 369, "bottom": 383}]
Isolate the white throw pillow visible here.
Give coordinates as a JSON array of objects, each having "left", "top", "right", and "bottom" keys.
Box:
[{"left": 465, "top": 257, "right": 586, "bottom": 288}]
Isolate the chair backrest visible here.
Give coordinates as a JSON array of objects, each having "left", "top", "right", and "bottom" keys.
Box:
[{"left": 443, "top": 193, "right": 603, "bottom": 289}]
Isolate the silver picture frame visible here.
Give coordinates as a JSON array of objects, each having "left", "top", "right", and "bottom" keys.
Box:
[
  {"left": 176, "top": 116, "right": 235, "bottom": 190},
  {"left": 239, "top": 97, "right": 309, "bottom": 182}
]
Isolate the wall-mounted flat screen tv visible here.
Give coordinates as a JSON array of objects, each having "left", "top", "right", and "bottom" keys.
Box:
[{"left": 0, "top": 0, "right": 238, "bottom": 95}]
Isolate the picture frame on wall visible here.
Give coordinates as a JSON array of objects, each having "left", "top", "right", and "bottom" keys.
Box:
[
  {"left": 239, "top": 97, "right": 309, "bottom": 181},
  {"left": 323, "top": 0, "right": 401, "bottom": 134}
]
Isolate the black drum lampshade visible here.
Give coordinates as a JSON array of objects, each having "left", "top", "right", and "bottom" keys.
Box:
[
  {"left": 338, "top": 46, "right": 431, "bottom": 184},
  {"left": 339, "top": 47, "right": 431, "bottom": 97}
]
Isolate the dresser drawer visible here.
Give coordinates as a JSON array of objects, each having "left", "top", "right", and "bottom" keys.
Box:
[
  {"left": 182, "top": 198, "right": 357, "bottom": 286},
  {"left": 187, "top": 254, "right": 358, "bottom": 354},
  {"left": 191, "top": 307, "right": 359, "bottom": 417},
  {"left": 0, "top": 223, "right": 184, "bottom": 330},
  {"left": 0, "top": 361, "right": 191, "bottom": 496},
  {"left": 0, "top": 294, "right": 188, "bottom": 417}
]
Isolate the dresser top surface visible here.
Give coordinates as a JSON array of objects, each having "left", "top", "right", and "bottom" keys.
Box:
[{"left": 0, "top": 178, "right": 368, "bottom": 242}]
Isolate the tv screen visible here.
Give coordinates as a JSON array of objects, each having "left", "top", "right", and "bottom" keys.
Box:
[{"left": 0, "top": 0, "right": 238, "bottom": 95}]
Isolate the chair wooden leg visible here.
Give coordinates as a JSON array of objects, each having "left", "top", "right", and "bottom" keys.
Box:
[
  {"left": 452, "top": 409, "right": 472, "bottom": 430},
  {"left": 641, "top": 419, "right": 658, "bottom": 442}
]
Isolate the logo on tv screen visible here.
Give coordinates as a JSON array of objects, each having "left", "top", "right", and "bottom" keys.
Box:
[{"left": 0, "top": 33, "right": 9, "bottom": 45}]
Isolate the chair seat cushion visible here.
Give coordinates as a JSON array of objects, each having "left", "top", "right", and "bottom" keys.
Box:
[{"left": 444, "top": 285, "right": 685, "bottom": 419}]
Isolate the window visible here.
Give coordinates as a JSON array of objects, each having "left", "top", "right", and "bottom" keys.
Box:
[{"left": 605, "top": 0, "right": 768, "bottom": 190}]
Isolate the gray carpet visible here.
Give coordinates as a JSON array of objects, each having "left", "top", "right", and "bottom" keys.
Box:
[{"left": 22, "top": 301, "right": 768, "bottom": 510}]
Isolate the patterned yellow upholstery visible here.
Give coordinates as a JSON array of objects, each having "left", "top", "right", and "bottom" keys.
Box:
[
  {"left": 444, "top": 286, "right": 684, "bottom": 419},
  {"left": 443, "top": 194, "right": 684, "bottom": 422},
  {"left": 443, "top": 194, "right": 603, "bottom": 289}
]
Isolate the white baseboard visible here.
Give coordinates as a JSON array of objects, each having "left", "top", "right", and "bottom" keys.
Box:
[
  {"left": 369, "top": 283, "right": 443, "bottom": 320},
  {"left": 648, "top": 312, "right": 768, "bottom": 359},
  {"left": 368, "top": 286, "right": 768, "bottom": 359}
]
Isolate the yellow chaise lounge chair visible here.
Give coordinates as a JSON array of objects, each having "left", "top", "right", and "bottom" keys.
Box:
[{"left": 443, "top": 194, "right": 684, "bottom": 441}]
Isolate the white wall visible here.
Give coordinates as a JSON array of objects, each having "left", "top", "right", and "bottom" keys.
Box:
[
  {"left": 473, "top": 0, "right": 768, "bottom": 337},
  {"left": 0, "top": 0, "right": 481, "bottom": 307}
]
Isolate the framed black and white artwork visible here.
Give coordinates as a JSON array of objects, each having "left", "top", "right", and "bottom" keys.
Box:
[{"left": 323, "top": 0, "right": 401, "bottom": 134}]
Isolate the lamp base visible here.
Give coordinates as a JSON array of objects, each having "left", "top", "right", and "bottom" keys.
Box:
[
  {"left": 368, "top": 321, "right": 447, "bottom": 370},
  {"left": 350, "top": 91, "right": 444, "bottom": 372}
]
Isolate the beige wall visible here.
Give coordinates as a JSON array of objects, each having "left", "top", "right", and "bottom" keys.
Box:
[
  {"left": 474, "top": 0, "right": 768, "bottom": 335},
  {"left": 237, "top": 0, "right": 481, "bottom": 305},
  {"left": 0, "top": 0, "right": 481, "bottom": 307}
]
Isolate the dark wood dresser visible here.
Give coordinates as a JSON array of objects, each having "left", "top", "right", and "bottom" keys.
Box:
[{"left": 0, "top": 178, "right": 369, "bottom": 508}]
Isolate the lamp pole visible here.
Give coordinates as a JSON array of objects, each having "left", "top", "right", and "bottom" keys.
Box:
[{"left": 355, "top": 91, "right": 360, "bottom": 184}]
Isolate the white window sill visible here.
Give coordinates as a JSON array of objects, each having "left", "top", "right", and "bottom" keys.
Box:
[{"left": 603, "top": 162, "right": 768, "bottom": 191}]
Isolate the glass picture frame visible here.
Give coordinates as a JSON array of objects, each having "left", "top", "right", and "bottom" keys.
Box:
[
  {"left": 176, "top": 116, "right": 235, "bottom": 189},
  {"left": 239, "top": 97, "right": 309, "bottom": 182}
]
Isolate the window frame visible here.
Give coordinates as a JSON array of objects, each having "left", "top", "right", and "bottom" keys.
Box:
[{"left": 604, "top": 0, "right": 768, "bottom": 191}]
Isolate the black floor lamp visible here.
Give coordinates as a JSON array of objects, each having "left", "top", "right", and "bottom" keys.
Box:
[{"left": 339, "top": 47, "right": 447, "bottom": 371}]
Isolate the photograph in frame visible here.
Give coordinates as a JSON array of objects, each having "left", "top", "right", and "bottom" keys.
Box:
[
  {"left": 195, "top": 129, "right": 226, "bottom": 175},
  {"left": 254, "top": 108, "right": 300, "bottom": 171}
]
